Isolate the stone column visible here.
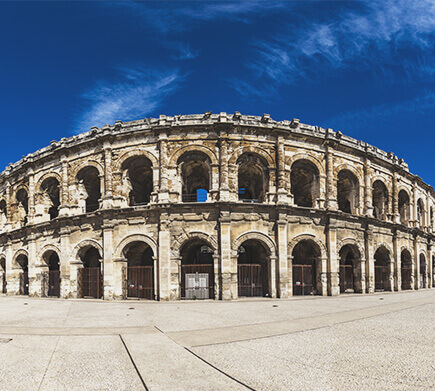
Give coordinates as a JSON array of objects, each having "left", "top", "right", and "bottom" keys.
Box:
[
  {"left": 269, "top": 255, "right": 277, "bottom": 298},
  {"left": 113, "top": 258, "right": 127, "bottom": 299},
  {"left": 158, "top": 134, "right": 170, "bottom": 203},
  {"left": 326, "top": 144, "right": 338, "bottom": 210},
  {"left": 28, "top": 233, "right": 39, "bottom": 296},
  {"left": 59, "top": 159, "right": 70, "bottom": 217},
  {"left": 59, "top": 226, "right": 72, "bottom": 298},
  {"left": 393, "top": 231, "right": 400, "bottom": 291},
  {"left": 276, "top": 137, "right": 289, "bottom": 204},
  {"left": 392, "top": 172, "right": 400, "bottom": 223},
  {"left": 5, "top": 182, "right": 12, "bottom": 231},
  {"left": 219, "top": 138, "right": 230, "bottom": 202},
  {"left": 364, "top": 158, "right": 373, "bottom": 217},
  {"left": 426, "top": 245, "right": 431, "bottom": 289},
  {"left": 158, "top": 212, "right": 171, "bottom": 300},
  {"left": 6, "top": 244, "right": 19, "bottom": 295},
  {"left": 102, "top": 221, "right": 115, "bottom": 299},
  {"left": 358, "top": 258, "right": 366, "bottom": 293},
  {"left": 287, "top": 255, "right": 293, "bottom": 297},
  {"left": 219, "top": 210, "right": 233, "bottom": 300},
  {"left": 151, "top": 166, "right": 160, "bottom": 203},
  {"left": 412, "top": 182, "right": 417, "bottom": 228},
  {"left": 213, "top": 254, "right": 220, "bottom": 300},
  {"left": 210, "top": 163, "right": 220, "bottom": 201},
  {"left": 101, "top": 147, "right": 113, "bottom": 209},
  {"left": 413, "top": 237, "right": 418, "bottom": 290},
  {"left": 276, "top": 214, "right": 289, "bottom": 298},
  {"left": 28, "top": 172, "right": 35, "bottom": 225},
  {"left": 326, "top": 217, "right": 339, "bottom": 296},
  {"left": 365, "top": 229, "right": 375, "bottom": 293}
]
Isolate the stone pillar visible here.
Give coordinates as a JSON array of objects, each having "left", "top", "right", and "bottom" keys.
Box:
[
  {"left": 276, "top": 214, "right": 289, "bottom": 298},
  {"left": 219, "top": 210, "right": 233, "bottom": 300},
  {"left": 59, "top": 159, "right": 70, "bottom": 217},
  {"left": 412, "top": 182, "right": 417, "bottom": 228},
  {"left": 425, "top": 245, "right": 431, "bottom": 289},
  {"left": 151, "top": 166, "right": 160, "bottom": 203},
  {"left": 287, "top": 255, "right": 293, "bottom": 297},
  {"left": 158, "top": 212, "right": 171, "bottom": 300},
  {"left": 326, "top": 218, "right": 339, "bottom": 296},
  {"left": 269, "top": 255, "right": 277, "bottom": 298},
  {"left": 6, "top": 244, "right": 19, "bottom": 295},
  {"left": 357, "top": 258, "right": 366, "bottom": 293},
  {"left": 101, "top": 147, "right": 113, "bottom": 209},
  {"left": 276, "top": 137, "right": 289, "bottom": 204},
  {"left": 102, "top": 221, "right": 115, "bottom": 299},
  {"left": 392, "top": 172, "right": 400, "bottom": 223},
  {"left": 326, "top": 144, "right": 338, "bottom": 210},
  {"left": 113, "top": 258, "right": 127, "bottom": 299},
  {"left": 4, "top": 182, "right": 12, "bottom": 231},
  {"left": 59, "top": 226, "right": 72, "bottom": 298},
  {"left": 28, "top": 172, "right": 35, "bottom": 225},
  {"left": 28, "top": 234, "right": 39, "bottom": 296},
  {"left": 364, "top": 158, "right": 373, "bottom": 217},
  {"left": 413, "top": 237, "right": 418, "bottom": 290},
  {"left": 213, "top": 254, "right": 220, "bottom": 300},
  {"left": 219, "top": 138, "right": 230, "bottom": 202},
  {"left": 158, "top": 134, "right": 170, "bottom": 203},
  {"left": 210, "top": 163, "right": 220, "bottom": 201},
  {"left": 365, "top": 229, "right": 375, "bottom": 293},
  {"left": 393, "top": 232, "right": 400, "bottom": 291}
]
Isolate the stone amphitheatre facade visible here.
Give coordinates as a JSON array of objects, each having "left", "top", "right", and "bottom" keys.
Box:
[{"left": 0, "top": 112, "right": 433, "bottom": 301}]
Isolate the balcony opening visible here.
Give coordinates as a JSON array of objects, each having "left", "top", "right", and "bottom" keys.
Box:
[
  {"left": 237, "top": 153, "right": 268, "bottom": 203},
  {"left": 291, "top": 159, "right": 319, "bottom": 207}
]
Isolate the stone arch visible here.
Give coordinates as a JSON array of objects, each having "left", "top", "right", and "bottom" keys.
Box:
[
  {"left": 229, "top": 146, "right": 275, "bottom": 167},
  {"left": 288, "top": 233, "right": 327, "bottom": 260},
  {"left": 174, "top": 231, "right": 218, "bottom": 253},
  {"left": 14, "top": 184, "right": 29, "bottom": 195},
  {"left": 400, "top": 245, "right": 414, "bottom": 259},
  {"left": 287, "top": 153, "right": 325, "bottom": 176},
  {"left": 371, "top": 175, "right": 391, "bottom": 190},
  {"left": 36, "top": 172, "right": 62, "bottom": 193},
  {"left": 418, "top": 249, "right": 428, "bottom": 260},
  {"left": 38, "top": 244, "right": 61, "bottom": 266},
  {"left": 115, "top": 234, "right": 157, "bottom": 259},
  {"left": 397, "top": 185, "right": 412, "bottom": 199},
  {"left": 113, "top": 149, "right": 158, "bottom": 172},
  {"left": 13, "top": 249, "right": 29, "bottom": 269},
  {"left": 233, "top": 231, "right": 276, "bottom": 256},
  {"left": 374, "top": 242, "right": 393, "bottom": 257},
  {"left": 71, "top": 159, "right": 104, "bottom": 180},
  {"left": 73, "top": 239, "right": 103, "bottom": 262},
  {"left": 334, "top": 163, "right": 363, "bottom": 183},
  {"left": 337, "top": 237, "right": 364, "bottom": 260},
  {"left": 168, "top": 145, "right": 218, "bottom": 167}
]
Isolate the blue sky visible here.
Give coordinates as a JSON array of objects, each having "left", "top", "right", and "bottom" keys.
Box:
[{"left": 0, "top": 1, "right": 434, "bottom": 184}]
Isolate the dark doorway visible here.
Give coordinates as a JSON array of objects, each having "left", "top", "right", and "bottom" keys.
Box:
[
  {"left": 292, "top": 240, "right": 319, "bottom": 296},
  {"left": 374, "top": 247, "right": 390, "bottom": 291},
  {"left": 47, "top": 252, "right": 60, "bottom": 297},
  {"left": 76, "top": 167, "right": 101, "bottom": 213},
  {"left": 180, "top": 239, "right": 214, "bottom": 299},
  {"left": 79, "top": 247, "right": 103, "bottom": 299},
  {"left": 237, "top": 240, "right": 270, "bottom": 297},
  {"left": 237, "top": 154, "right": 268, "bottom": 203},
  {"left": 339, "top": 245, "right": 356, "bottom": 293},
  {"left": 290, "top": 159, "right": 319, "bottom": 207},
  {"left": 16, "top": 254, "right": 29, "bottom": 295},
  {"left": 124, "top": 241, "right": 154, "bottom": 300},
  {"left": 0, "top": 258, "right": 6, "bottom": 294},
  {"left": 401, "top": 249, "right": 412, "bottom": 290}
]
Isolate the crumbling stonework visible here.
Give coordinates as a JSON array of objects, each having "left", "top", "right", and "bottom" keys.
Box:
[{"left": 0, "top": 112, "right": 433, "bottom": 300}]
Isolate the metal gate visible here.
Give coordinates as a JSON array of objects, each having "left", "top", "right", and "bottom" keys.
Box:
[
  {"left": 181, "top": 265, "right": 214, "bottom": 299},
  {"left": 375, "top": 266, "right": 389, "bottom": 291},
  {"left": 293, "top": 265, "right": 314, "bottom": 296},
  {"left": 401, "top": 267, "right": 412, "bottom": 290},
  {"left": 238, "top": 264, "right": 263, "bottom": 297},
  {"left": 20, "top": 272, "right": 29, "bottom": 295},
  {"left": 339, "top": 264, "right": 354, "bottom": 293},
  {"left": 79, "top": 268, "right": 103, "bottom": 299},
  {"left": 127, "top": 266, "right": 154, "bottom": 299},
  {"left": 48, "top": 270, "right": 61, "bottom": 297}
]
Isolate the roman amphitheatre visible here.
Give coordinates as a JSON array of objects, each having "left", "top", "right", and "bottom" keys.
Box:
[{"left": 0, "top": 112, "right": 433, "bottom": 300}]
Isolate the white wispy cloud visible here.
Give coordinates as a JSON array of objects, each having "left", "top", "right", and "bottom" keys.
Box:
[
  {"left": 172, "top": 43, "right": 198, "bottom": 60},
  {"left": 325, "top": 91, "right": 435, "bottom": 132},
  {"left": 113, "top": 0, "right": 287, "bottom": 33},
  {"left": 75, "top": 67, "right": 185, "bottom": 132},
  {"left": 236, "top": 0, "right": 435, "bottom": 93}
]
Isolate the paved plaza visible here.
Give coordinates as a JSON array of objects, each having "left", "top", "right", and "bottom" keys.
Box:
[{"left": 0, "top": 290, "right": 433, "bottom": 390}]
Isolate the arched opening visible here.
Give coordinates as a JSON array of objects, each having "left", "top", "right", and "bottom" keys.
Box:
[
  {"left": 78, "top": 246, "right": 103, "bottom": 299},
  {"left": 337, "top": 170, "right": 359, "bottom": 214},
  {"left": 0, "top": 258, "right": 6, "bottom": 294},
  {"left": 290, "top": 159, "right": 320, "bottom": 207},
  {"left": 121, "top": 156, "right": 153, "bottom": 206},
  {"left": 237, "top": 239, "right": 270, "bottom": 297},
  {"left": 76, "top": 167, "right": 101, "bottom": 213},
  {"left": 417, "top": 198, "right": 425, "bottom": 228},
  {"left": 339, "top": 245, "right": 359, "bottom": 293},
  {"left": 400, "top": 249, "right": 412, "bottom": 290},
  {"left": 237, "top": 153, "right": 268, "bottom": 203},
  {"left": 292, "top": 240, "right": 320, "bottom": 296},
  {"left": 40, "top": 177, "right": 60, "bottom": 219},
  {"left": 178, "top": 152, "right": 210, "bottom": 203},
  {"left": 16, "top": 188, "right": 29, "bottom": 225},
  {"left": 180, "top": 239, "right": 214, "bottom": 299},
  {"left": 16, "top": 254, "right": 29, "bottom": 295},
  {"left": 372, "top": 180, "right": 388, "bottom": 220},
  {"left": 419, "top": 253, "right": 426, "bottom": 288},
  {"left": 398, "top": 190, "right": 410, "bottom": 225},
  {"left": 0, "top": 199, "right": 7, "bottom": 229},
  {"left": 123, "top": 241, "right": 155, "bottom": 300},
  {"left": 374, "top": 247, "right": 390, "bottom": 291},
  {"left": 42, "top": 251, "right": 60, "bottom": 297}
]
